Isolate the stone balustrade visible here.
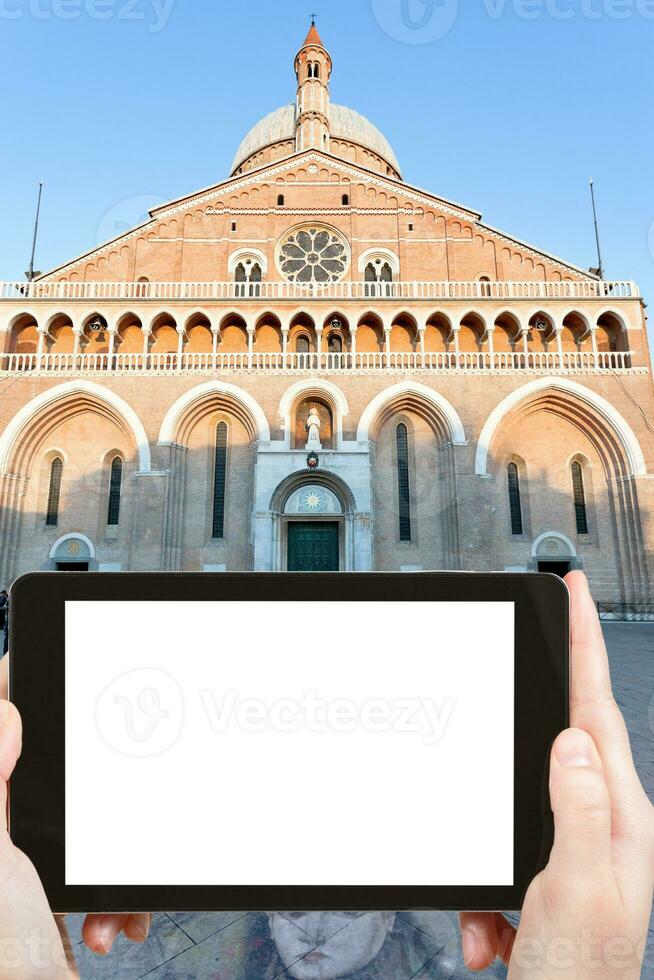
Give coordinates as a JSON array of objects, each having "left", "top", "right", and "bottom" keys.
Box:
[
  {"left": 0, "top": 349, "right": 638, "bottom": 375},
  {"left": 0, "top": 278, "right": 640, "bottom": 302}
]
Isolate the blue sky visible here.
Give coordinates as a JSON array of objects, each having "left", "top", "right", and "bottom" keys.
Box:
[{"left": 2, "top": 0, "right": 653, "bottom": 335}]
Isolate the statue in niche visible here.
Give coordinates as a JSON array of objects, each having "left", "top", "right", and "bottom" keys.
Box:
[{"left": 306, "top": 404, "right": 322, "bottom": 450}]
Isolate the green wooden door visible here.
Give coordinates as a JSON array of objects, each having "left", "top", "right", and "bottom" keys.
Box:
[{"left": 287, "top": 522, "right": 340, "bottom": 572}]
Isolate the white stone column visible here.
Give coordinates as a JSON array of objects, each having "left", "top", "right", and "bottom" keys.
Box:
[
  {"left": 486, "top": 325, "right": 495, "bottom": 370},
  {"left": 211, "top": 325, "right": 220, "bottom": 360},
  {"left": 282, "top": 327, "right": 290, "bottom": 370},
  {"left": 384, "top": 326, "right": 392, "bottom": 369},
  {"left": 247, "top": 327, "right": 255, "bottom": 370},
  {"left": 350, "top": 324, "right": 358, "bottom": 368},
  {"left": 450, "top": 325, "right": 461, "bottom": 369},
  {"left": 107, "top": 323, "right": 117, "bottom": 369},
  {"left": 141, "top": 322, "right": 152, "bottom": 368},
  {"left": 555, "top": 325, "right": 564, "bottom": 368},
  {"left": 36, "top": 325, "right": 48, "bottom": 370},
  {"left": 176, "top": 324, "right": 186, "bottom": 370},
  {"left": 72, "top": 324, "right": 83, "bottom": 358},
  {"left": 590, "top": 325, "right": 599, "bottom": 370},
  {"left": 315, "top": 327, "right": 324, "bottom": 370}
]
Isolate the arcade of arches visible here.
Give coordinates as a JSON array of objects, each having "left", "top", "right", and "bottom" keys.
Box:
[{"left": 0, "top": 376, "right": 651, "bottom": 609}]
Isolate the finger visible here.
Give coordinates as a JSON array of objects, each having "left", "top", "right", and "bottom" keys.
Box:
[
  {"left": 549, "top": 727, "right": 613, "bottom": 876},
  {"left": 0, "top": 655, "right": 7, "bottom": 701},
  {"left": 0, "top": 699, "right": 22, "bottom": 834},
  {"left": 459, "top": 912, "right": 504, "bottom": 971},
  {"left": 566, "top": 573, "right": 646, "bottom": 828},
  {"left": 55, "top": 915, "right": 81, "bottom": 978},
  {"left": 122, "top": 912, "right": 151, "bottom": 944},
  {"left": 82, "top": 913, "right": 130, "bottom": 955}
]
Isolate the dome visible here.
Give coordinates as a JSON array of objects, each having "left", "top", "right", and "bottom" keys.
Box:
[{"left": 231, "top": 102, "right": 402, "bottom": 177}]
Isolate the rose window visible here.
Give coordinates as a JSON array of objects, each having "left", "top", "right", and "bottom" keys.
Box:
[{"left": 279, "top": 227, "right": 348, "bottom": 284}]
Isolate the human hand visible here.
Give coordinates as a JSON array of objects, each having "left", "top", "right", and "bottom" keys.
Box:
[
  {"left": 0, "top": 655, "right": 151, "bottom": 961},
  {"left": 459, "top": 572, "right": 654, "bottom": 978}
]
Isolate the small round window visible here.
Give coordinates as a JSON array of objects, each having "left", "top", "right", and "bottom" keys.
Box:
[{"left": 278, "top": 227, "right": 349, "bottom": 284}]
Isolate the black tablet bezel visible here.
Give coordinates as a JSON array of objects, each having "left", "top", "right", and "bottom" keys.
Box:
[{"left": 8, "top": 571, "right": 568, "bottom": 913}]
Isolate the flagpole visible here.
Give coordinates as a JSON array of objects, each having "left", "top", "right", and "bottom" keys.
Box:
[
  {"left": 589, "top": 178, "right": 605, "bottom": 281},
  {"left": 26, "top": 180, "right": 44, "bottom": 283}
]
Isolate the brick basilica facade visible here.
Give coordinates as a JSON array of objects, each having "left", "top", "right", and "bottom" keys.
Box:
[{"left": 0, "top": 22, "right": 652, "bottom": 608}]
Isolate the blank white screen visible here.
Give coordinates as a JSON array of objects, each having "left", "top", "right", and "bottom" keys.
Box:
[{"left": 65, "top": 601, "right": 514, "bottom": 887}]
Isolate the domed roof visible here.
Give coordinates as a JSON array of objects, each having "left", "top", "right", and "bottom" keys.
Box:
[{"left": 231, "top": 103, "right": 402, "bottom": 177}]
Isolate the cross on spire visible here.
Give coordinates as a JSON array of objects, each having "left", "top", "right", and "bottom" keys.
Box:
[{"left": 303, "top": 12, "right": 324, "bottom": 47}]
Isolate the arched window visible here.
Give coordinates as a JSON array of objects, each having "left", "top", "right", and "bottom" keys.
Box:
[
  {"left": 507, "top": 462, "right": 523, "bottom": 536},
  {"left": 571, "top": 461, "right": 589, "bottom": 535},
  {"left": 277, "top": 194, "right": 285, "bottom": 207},
  {"left": 342, "top": 194, "right": 349, "bottom": 206},
  {"left": 46, "top": 457, "right": 63, "bottom": 527},
  {"left": 396, "top": 424, "right": 411, "bottom": 542},
  {"left": 212, "top": 422, "right": 228, "bottom": 540},
  {"left": 107, "top": 456, "right": 123, "bottom": 526},
  {"left": 136, "top": 276, "right": 150, "bottom": 298},
  {"left": 328, "top": 334, "right": 342, "bottom": 353},
  {"left": 364, "top": 260, "right": 394, "bottom": 297},
  {"left": 296, "top": 335, "right": 310, "bottom": 354},
  {"left": 234, "top": 260, "right": 262, "bottom": 297}
]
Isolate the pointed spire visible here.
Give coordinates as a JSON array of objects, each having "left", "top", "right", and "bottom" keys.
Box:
[{"left": 303, "top": 14, "right": 324, "bottom": 48}]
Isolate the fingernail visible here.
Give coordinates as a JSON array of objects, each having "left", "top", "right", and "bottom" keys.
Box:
[
  {"left": 98, "top": 931, "right": 114, "bottom": 955},
  {"left": 556, "top": 729, "right": 595, "bottom": 768},
  {"left": 0, "top": 702, "right": 10, "bottom": 727},
  {"left": 462, "top": 927, "right": 478, "bottom": 966}
]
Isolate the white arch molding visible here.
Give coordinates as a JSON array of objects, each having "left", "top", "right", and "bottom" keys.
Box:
[
  {"left": 357, "top": 247, "right": 400, "bottom": 277},
  {"left": 531, "top": 532, "right": 577, "bottom": 559},
  {"left": 0, "top": 381, "right": 151, "bottom": 474},
  {"left": 356, "top": 381, "right": 467, "bottom": 446},
  {"left": 475, "top": 378, "right": 648, "bottom": 478},
  {"left": 227, "top": 247, "right": 268, "bottom": 277},
  {"left": 278, "top": 379, "right": 350, "bottom": 449},
  {"left": 158, "top": 381, "right": 271, "bottom": 446},
  {"left": 49, "top": 533, "right": 96, "bottom": 560}
]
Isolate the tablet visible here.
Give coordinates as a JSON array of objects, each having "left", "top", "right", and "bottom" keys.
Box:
[{"left": 8, "top": 571, "right": 568, "bottom": 913}]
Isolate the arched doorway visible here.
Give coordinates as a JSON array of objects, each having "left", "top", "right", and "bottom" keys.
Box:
[
  {"left": 268, "top": 472, "right": 359, "bottom": 572},
  {"left": 50, "top": 534, "right": 95, "bottom": 571},
  {"left": 284, "top": 484, "right": 343, "bottom": 572},
  {"left": 531, "top": 533, "right": 579, "bottom": 578}
]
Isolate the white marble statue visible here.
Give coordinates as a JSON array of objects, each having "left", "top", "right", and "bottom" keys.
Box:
[{"left": 306, "top": 406, "right": 322, "bottom": 450}]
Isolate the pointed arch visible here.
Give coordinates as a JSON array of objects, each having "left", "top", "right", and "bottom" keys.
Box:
[
  {"left": 158, "top": 381, "right": 270, "bottom": 446},
  {"left": 0, "top": 380, "right": 151, "bottom": 474},
  {"left": 357, "top": 381, "right": 467, "bottom": 446},
  {"left": 475, "top": 378, "right": 647, "bottom": 478}
]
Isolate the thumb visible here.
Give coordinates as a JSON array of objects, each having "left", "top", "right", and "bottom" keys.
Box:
[
  {"left": 0, "top": 699, "right": 23, "bottom": 835},
  {"left": 548, "top": 727, "right": 612, "bottom": 878}
]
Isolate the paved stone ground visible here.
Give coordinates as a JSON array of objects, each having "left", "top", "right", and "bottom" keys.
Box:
[{"left": 65, "top": 624, "right": 653, "bottom": 980}]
